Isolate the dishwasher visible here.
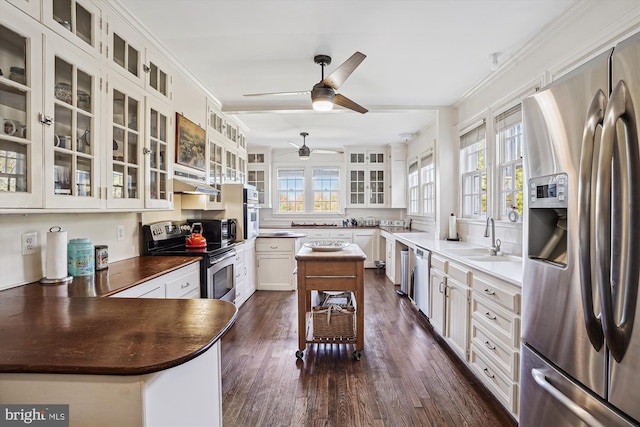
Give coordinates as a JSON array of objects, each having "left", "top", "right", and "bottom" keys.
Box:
[{"left": 414, "top": 246, "right": 431, "bottom": 317}]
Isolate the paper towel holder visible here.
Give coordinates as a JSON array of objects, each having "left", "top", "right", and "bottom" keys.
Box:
[{"left": 40, "top": 226, "right": 74, "bottom": 285}]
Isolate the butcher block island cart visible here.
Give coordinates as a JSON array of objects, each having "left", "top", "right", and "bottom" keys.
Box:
[{"left": 295, "top": 243, "right": 366, "bottom": 360}]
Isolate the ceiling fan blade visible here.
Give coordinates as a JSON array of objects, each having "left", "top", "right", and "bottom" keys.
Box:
[
  {"left": 312, "top": 149, "right": 344, "bottom": 154},
  {"left": 243, "top": 90, "right": 310, "bottom": 97},
  {"left": 322, "top": 51, "right": 366, "bottom": 90},
  {"left": 288, "top": 141, "right": 301, "bottom": 149},
  {"left": 334, "top": 93, "right": 368, "bottom": 114}
]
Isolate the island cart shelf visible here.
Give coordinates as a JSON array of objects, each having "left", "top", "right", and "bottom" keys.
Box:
[{"left": 295, "top": 244, "right": 366, "bottom": 360}]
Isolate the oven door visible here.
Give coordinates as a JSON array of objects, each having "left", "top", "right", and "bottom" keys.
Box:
[{"left": 206, "top": 250, "right": 236, "bottom": 303}]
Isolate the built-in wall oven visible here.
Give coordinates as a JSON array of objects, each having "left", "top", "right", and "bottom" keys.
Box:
[{"left": 141, "top": 221, "right": 237, "bottom": 303}]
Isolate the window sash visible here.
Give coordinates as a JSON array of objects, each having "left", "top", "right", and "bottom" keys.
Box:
[
  {"left": 313, "top": 168, "right": 339, "bottom": 213},
  {"left": 408, "top": 164, "right": 419, "bottom": 214},
  {"left": 277, "top": 169, "right": 304, "bottom": 212},
  {"left": 421, "top": 160, "right": 434, "bottom": 216},
  {"left": 496, "top": 105, "right": 523, "bottom": 219}
]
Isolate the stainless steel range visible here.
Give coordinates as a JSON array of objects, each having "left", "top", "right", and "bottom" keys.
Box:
[{"left": 141, "top": 221, "right": 237, "bottom": 302}]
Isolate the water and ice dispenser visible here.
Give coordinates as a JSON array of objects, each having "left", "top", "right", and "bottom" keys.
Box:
[{"left": 528, "top": 173, "right": 569, "bottom": 267}]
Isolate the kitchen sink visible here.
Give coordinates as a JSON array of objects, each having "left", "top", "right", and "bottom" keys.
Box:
[{"left": 445, "top": 248, "right": 491, "bottom": 257}]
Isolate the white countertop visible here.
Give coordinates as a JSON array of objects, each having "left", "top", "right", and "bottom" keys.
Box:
[{"left": 382, "top": 230, "right": 523, "bottom": 287}]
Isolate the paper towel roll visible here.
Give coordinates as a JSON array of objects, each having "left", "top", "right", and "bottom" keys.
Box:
[
  {"left": 46, "top": 227, "right": 68, "bottom": 280},
  {"left": 448, "top": 214, "right": 457, "bottom": 240}
]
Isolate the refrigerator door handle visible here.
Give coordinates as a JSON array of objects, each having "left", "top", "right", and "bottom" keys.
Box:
[
  {"left": 597, "top": 80, "right": 640, "bottom": 363},
  {"left": 578, "top": 89, "right": 607, "bottom": 351},
  {"left": 531, "top": 368, "right": 607, "bottom": 427}
]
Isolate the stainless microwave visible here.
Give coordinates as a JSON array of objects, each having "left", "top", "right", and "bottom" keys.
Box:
[{"left": 188, "top": 219, "right": 237, "bottom": 245}]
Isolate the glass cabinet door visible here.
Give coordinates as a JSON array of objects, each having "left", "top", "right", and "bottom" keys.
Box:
[
  {"left": 42, "top": 0, "right": 102, "bottom": 56},
  {"left": 208, "top": 139, "right": 223, "bottom": 204},
  {"left": 107, "top": 76, "right": 144, "bottom": 209},
  {"left": 43, "top": 39, "right": 100, "bottom": 208},
  {"left": 145, "top": 102, "right": 172, "bottom": 209},
  {"left": 106, "top": 15, "right": 145, "bottom": 87},
  {"left": 0, "top": 17, "right": 44, "bottom": 209}
]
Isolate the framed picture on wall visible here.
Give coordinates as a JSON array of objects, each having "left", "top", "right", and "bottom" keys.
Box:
[{"left": 176, "top": 113, "right": 206, "bottom": 171}]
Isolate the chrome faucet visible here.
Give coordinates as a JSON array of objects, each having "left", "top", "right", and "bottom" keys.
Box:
[{"left": 484, "top": 217, "right": 502, "bottom": 256}]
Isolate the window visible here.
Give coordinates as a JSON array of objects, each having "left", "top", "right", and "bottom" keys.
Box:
[
  {"left": 408, "top": 161, "right": 419, "bottom": 214},
  {"left": 313, "top": 168, "right": 339, "bottom": 212},
  {"left": 496, "top": 105, "right": 523, "bottom": 220},
  {"left": 420, "top": 154, "right": 435, "bottom": 216},
  {"left": 460, "top": 124, "right": 487, "bottom": 218},
  {"left": 277, "top": 169, "right": 304, "bottom": 212}
]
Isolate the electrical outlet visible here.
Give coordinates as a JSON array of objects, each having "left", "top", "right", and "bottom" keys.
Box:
[
  {"left": 22, "top": 232, "right": 38, "bottom": 255},
  {"left": 117, "top": 225, "right": 125, "bottom": 241}
]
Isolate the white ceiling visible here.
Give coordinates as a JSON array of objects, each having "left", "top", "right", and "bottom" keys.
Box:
[{"left": 119, "top": 0, "right": 578, "bottom": 151}]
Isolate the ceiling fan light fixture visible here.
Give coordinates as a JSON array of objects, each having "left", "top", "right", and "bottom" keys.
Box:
[
  {"left": 311, "top": 85, "right": 335, "bottom": 112},
  {"left": 298, "top": 145, "right": 311, "bottom": 159}
]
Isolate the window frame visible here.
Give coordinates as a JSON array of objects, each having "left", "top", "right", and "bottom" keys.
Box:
[
  {"left": 408, "top": 160, "right": 419, "bottom": 215},
  {"left": 460, "top": 123, "right": 487, "bottom": 219},
  {"left": 420, "top": 153, "right": 435, "bottom": 217},
  {"left": 274, "top": 164, "right": 343, "bottom": 215},
  {"left": 495, "top": 105, "right": 524, "bottom": 222}
]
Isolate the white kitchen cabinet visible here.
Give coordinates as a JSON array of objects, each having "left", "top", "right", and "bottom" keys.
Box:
[
  {"left": 385, "top": 236, "right": 396, "bottom": 282},
  {"left": 233, "top": 243, "right": 246, "bottom": 306},
  {"left": 247, "top": 149, "right": 270, "bottom": 207},
  {"left": 244, "top": 238, "right": 256, "bottom": 300},
  {"left": 346, "top": 149, "right": 387, "bottom": 208},
  {"left": 6, "top": 0, "right": 41, "bottom": 19},
  {"left": 42, "top": 0, "right": 102, "bottom": 57},
  {"left": 300, "top": 229, "right": 330, "bottom": 245},
  {"left": 0, "top": 10, "right": 44, "bottom": 209},
  {"left": 44, "top": 36, "right": 103, "bottom": 208},
  {"left": 444, "top": 263, "right": 471, "bottom": 361},
  {"left": 143, "top": 98, "right": 172, "bottom": 209},
  {"left": 105, "top": 13, "right": 145, "bottom": 88},
  {"left": 111, "top": 263, "right": 200, "bottom": 299},
  {"left": 353, "top": 229, "right": 378, "bottom": 268},
  {"left": 164, "top": 262, "right": 200, "bottom": 299},
  {"left": 429, "top": 256, "right": 447, "bottom": 336},
  {"left": 390, "top": 143, "right": 407, "bottom": 208},
  {"left": 106, "top": 73, "right": 145, "bottom": 209},
  {"left": 471, "top": 271, "right": 521, "bottom": 417},
  {"left": 256, "top": 237, "right": 297, "bottom": 291}
]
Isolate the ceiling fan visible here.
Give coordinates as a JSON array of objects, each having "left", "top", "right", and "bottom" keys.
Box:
[
  {"left": 244, "top": 52, "right": 368, "bottom": 114},
  {"left": 287, "top": 132, "right": 343, "bottom": 160}
]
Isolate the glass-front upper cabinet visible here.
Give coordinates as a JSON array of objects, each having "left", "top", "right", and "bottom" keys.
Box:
[
  {"left": 144, "top": 47, "right": 172, "bottom": 101},
  {"left": 144, "top": 101, "right": 172, "bottom": 209},
  {"left": 107, "top": 74, "right": 144, "bottom": 209},
  {"left": 248, "top": 151, "right": 270, "bottom": 207},
  {"left": 6, "top": 0, "right": 42, "bottom": 19},
  {"left": 346, "top": 149, "right": 388, "bottom": 208},
  {"left": 208, "top": 138, "right": 223, "bottom": 205},
  {"left": 106, "top": 15, "right": 144, "bottom": 87},
  {"left": 43, "top": 0, "right": 102, "bottom": 56},
  {"left": 0, "top": 14, "right": 44, "bottom": 209},
  {"left": 43, "top": 39, "right": 101, "bottom": 208}
]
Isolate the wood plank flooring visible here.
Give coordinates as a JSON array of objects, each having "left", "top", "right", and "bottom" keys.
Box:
[{"left": 221, "top": 269, "right": 517, "bottom": 427}]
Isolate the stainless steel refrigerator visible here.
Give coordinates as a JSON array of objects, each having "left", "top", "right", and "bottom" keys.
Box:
[{"left": 521, "top": 31, "right": 640, "bottom": 427}]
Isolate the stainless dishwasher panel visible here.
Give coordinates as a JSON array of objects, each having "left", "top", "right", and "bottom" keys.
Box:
[{"left": 414, "top": 247, "right": 431, "bottom": 317}]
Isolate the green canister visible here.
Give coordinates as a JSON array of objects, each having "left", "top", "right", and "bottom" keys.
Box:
[{"left": 68, "top": 238, "right": 95, "bottom": 276}]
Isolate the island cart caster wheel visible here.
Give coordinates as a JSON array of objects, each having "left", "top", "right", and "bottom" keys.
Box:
[
  {"left": 353, "top": 350, "right": 362, "bottom": 361},
  {"left": 296, "top": 350, "right": 304, "bottom": 359}
]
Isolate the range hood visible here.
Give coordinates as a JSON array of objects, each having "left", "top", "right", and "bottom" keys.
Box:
[{"left": 172, "top": 172, "right": 219, "bottom": 195}]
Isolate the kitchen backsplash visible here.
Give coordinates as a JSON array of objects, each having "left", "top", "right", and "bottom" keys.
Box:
[{"left": 0, "top": 212, "right": 140, "bottom": 290}]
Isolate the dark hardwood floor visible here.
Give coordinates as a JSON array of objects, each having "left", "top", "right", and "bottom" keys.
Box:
[{"left": 221, "top": 269, "right": 517, "bottom": 427}]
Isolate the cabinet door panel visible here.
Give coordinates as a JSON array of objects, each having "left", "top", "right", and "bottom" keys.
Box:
[
  {"left": 445, "top": 278, "right": 470, "bottom": 360},
  {"left": 256, "top": 253, "right": 293, "bottom": 291},
  {"left": 430, "top": 268, "right": 446, "bottom": 335}
]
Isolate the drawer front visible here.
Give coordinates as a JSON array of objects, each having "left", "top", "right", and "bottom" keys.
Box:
[
  {"left": 256, "top": 238, "right": 294, "bottom": 252},
  {"left": 111, "top": 279, "right": 163, "bottom": 298},
  {"left": 448, "top": 263, "right": 472, "bottom": 284},
  {"left": 470, "top": 347, "right": 519, "bottom": 415},
  {"left": 305, "top": 230, "right": 330, "bottom": 239},
  {"left": 471, "top": 323, "right": 519, "bottom": 381},
  {"left": 473, "top": 275, "right": 520, "bottom": 313},
  {"left": 472, "top": 296, "right": 520, "bottom": 347},
  {"left": 431, "top": 254, "right": 448, "bottom": 273},
  {"left": 165, "top": 265, "right": 201, "bottom": 299},
  {"left": 304, "top": 261, "right": 357, "bottom": 277},
  {"left": 329, "top": 230, "right": 352, "bottom": 239}
]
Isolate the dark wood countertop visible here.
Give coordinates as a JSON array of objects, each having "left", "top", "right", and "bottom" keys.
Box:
[
  {"left": 2, "top": 256, "right": 201, "bottom": 298},
  {"left": 258, "top": 232, "right": 306, "bottom": 238},
  {"left": 0, "top": 256, "right": 237, "bottom": 376},
  {"left": 0, "top": 296, "right": 237, "bottom": 375}
]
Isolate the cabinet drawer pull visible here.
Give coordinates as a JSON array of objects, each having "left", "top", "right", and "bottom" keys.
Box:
[
  {"left": 181, "top": 282, "right": 190, "bottom": 289},
  {"left": 483, "top": 368, "right": 495, "bottom": 379},
  {"left": 439, "top": 282, "right": 444, "bottom": 293},
  {"left": 484, "top": 312, "right": 497, "bottom": 320},
  {"left": 483, "top": 288, "right": 496, "bottom": 296},
  {"left": 270, "top": 245, "right": 278, "bottom": 249},
  {"left": 484, "top": 340, "right": 496, "bottom": 351}
]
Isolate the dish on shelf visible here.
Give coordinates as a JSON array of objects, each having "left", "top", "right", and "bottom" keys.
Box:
[{"left": 304, "top": 240, "right": 350, "bottom": 252}]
